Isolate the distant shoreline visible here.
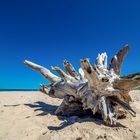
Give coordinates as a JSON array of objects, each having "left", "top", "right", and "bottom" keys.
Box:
[{"left": 0, "top": 89, "right": 39, "bottom": 91}]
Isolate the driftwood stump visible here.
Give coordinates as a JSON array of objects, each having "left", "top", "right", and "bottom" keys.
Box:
[{"left": 24, "top": 45, "right": 140, "bottom": 126}]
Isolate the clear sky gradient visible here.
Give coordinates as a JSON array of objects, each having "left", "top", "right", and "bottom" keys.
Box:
[{"left": 0, "top": 0, "right": 140, "bottom": 89}]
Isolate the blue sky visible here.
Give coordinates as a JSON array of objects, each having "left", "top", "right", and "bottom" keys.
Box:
[{"left": 0, "top": 0, "right": 140, "bottom": 89}]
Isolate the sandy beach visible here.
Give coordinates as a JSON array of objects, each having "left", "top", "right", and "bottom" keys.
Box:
[{"left": 0, "top": 90, "right": 140, "bottom": 140}]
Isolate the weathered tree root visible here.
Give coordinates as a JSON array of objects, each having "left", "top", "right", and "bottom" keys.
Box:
[{"left": 24, "top": 45, "right": 140, "bottom": 126}]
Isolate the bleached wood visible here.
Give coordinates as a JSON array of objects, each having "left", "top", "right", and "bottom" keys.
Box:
[
  {"left": 24, "top": 60, "right": 60, "bottom": 82},
  {"left": 63, "top": 60, "right": 79, "bottom": 78},
  {"left": 122, "top": 72, "right": 140, "bottom": 81},
  {"left": 109, "top": 45, "right": 130, "bottom": 75},
  {"left": 80, "top": 58, "right": 99, "bottom": 89},
  {"left": 113, "top": 78, "right": 140, "bottom": 90},
  {"left": 24, "top": 45, "right": 139, "bottom": 126},
  {"left": 95, "top": 52, "right": 108, "bottom": 76},
  {"left": 39, "top": 84, "right": 50, "bottom": 94},
  {"left": 51, "top": 66, "right": 70, "bottom": 81}
]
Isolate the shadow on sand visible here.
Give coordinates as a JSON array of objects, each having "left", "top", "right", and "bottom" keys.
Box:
[
  {"left": 24, "top": 101, "right": 57, "bottom": 116},
  {"left": 24, "top": 101, "right": 127, "bottom": 131}
]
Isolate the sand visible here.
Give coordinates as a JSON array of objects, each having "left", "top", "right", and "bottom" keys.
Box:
[{"left": 0, "top": 90, "right": 140, "bottom": 140}]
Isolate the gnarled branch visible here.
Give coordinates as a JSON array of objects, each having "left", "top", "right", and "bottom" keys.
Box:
[
  {"left": 24, "top": 60, "right": 60, "bottom": 83},
  {"left": 109, "top": 45, "right": 130, "bottom": 75},
  {"left": 63, "top": 60, "right": 79, "bottom": 78}
]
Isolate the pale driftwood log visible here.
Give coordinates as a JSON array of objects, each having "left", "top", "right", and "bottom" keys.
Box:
[
  {"left": 80, "top": 58, "right": 99, "bottom": 89},
  {"left": 24, "top": 45, "right": 139, "bottom": 126},
  {"left": 122, "top": 72, "right": 140, "bottom": 81},
  {"left": 24, "top": 60, "right": 88, "bottom": 99},
  {"left": 109, "top": 44, "right": 130, "bottom": 75},
  {"left": 24, "top": 60, "right": 60, "bottom": 83},
  {"left": 113, "top": 79, "right": 140, "bottom": 91},
  {"left": 63, "top": 60, "right": 79, "bottom": 78}
]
